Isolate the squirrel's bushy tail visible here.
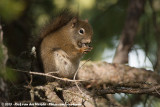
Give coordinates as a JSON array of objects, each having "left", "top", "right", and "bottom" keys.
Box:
[
  {"left": 33, "top": 10, "right": 77, "bottom": 73},
  {"left": 40, "top": 10, "right": 76, "bottom": 38}
]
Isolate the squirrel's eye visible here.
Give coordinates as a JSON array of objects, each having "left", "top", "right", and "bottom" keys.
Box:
[{"left": 79, "top": 28, "right": 85, "bottom": 35}]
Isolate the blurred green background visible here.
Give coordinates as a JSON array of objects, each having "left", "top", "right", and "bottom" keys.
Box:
[
  {"left": 1, "top": 0, "right": 160, "bottom": 106},
  {"left": 0, "top": 0, "right": 158, "bottom": 68},
  {"left": 1, "top": 0, "right": 160, "bottom": 74},
  {"left": 0, "top": 0, "right": 127, "bottom": 60}
]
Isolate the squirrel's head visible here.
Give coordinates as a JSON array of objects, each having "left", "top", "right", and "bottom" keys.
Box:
[{"left": 67, "top": 17, "right": 93, "bottom": 49}]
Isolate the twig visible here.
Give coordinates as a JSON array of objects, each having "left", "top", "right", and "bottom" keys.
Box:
[
  {"left": 154, "top": 86, "right": 160, "bottom": 96},
  {"left": 73, "top": 59, "right": 91, "bottom": 100},
  {"left": 73, "top": 59, "right": 91, "bottom": 80},
  {"left": 11, "top": 68, "right": 88, "bottom": 82},
  {"left": 30, "top": 87, "right": 34, "bottom": 102}
]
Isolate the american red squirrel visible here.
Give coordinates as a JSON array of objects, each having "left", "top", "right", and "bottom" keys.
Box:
[{"left": 35, "top": 10, "right": 93, "bottom": 79}]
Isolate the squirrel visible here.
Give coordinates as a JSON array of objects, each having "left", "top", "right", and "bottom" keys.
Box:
[{"left": 34, "top": 10, "right": 93, "bottom": 79}]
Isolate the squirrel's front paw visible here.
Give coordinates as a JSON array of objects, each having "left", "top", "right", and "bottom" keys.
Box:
[{"left": 79, "top": 46, "right": 93, "bottom": 54}]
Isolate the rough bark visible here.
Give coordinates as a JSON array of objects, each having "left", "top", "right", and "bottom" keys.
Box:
[
  {"left": 27, "top": 61, "right": 160, "bottom": 106},
  {"left": 10, "top": 61, "right": 160, "bottom": 106},
  {"left": 29, "top": 83, "right": 113, "bottom": 107},
  {"left": 113, "top": 0, "right": 146, "bottom": 64},
  {"left": 78, "top": 61, "right": 160, "bottom": 85}
]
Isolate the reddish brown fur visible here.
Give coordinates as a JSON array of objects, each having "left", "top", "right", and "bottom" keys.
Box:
[{"left": 37, "top": 10, "right": 93, "bottom": 78}]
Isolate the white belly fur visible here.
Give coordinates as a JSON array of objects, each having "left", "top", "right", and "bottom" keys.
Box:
[{"left": 54, "top": 50, "right": 79, "bottom": 78}]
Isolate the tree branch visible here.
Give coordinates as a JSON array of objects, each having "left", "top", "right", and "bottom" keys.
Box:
[
  {"left": 149, "top": 0, "right": 160, "bottom": 73},
  {"left": 78, "top": 61, "right": 160, "bottom": 86},
  {"left": 97, "top": 85, "right": 160, "bottom": 97},
  {"left": 11, "top": 61, "right": 160, "bottom": 106},
  {"left": 113, "top": 0, "right": 146, "bottom": 63}
]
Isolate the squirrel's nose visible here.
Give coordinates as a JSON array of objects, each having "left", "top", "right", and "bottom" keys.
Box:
[{"left": 82, "top": 39, "right": 91, "bottom": 44}]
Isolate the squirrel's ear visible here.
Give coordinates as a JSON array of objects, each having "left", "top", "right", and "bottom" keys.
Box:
[{"left": 70, "top": 17, "right": 78, "bottom": 28}]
